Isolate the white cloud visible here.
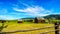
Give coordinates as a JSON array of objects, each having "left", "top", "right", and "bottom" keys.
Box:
[
  {"left": 12, "top": 0, "right": 51, "bottom": 17},
  {"left": 0, "top": 15, "right": 18, "bottom": 20},
  {"left": 13, "top": 6, "right": 51, "bottom": 16}
]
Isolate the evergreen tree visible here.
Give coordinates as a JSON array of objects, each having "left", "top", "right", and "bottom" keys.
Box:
[{"left": 34, "top": 17, "right": 38, "bottom": 23}]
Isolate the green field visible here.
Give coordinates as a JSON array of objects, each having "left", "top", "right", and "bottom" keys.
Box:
[{"left": 0, "top": 22, "right": 55, "bottom": 34}]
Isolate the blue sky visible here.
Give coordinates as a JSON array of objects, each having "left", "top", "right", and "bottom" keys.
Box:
[{"left": 0, "top": 0, "right": 60, "bottom": 20}]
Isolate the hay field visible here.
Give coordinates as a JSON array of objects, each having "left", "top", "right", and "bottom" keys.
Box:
[{"left": 1, "top": 22, "right": 54, "bottom": 34}]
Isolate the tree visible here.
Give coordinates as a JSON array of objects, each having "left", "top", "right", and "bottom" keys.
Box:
[
  {"left": 34, "top": 17, "right": 38, "bottom": 23},
  {"left": 0, "top": 21, "right": 8, "bottom": 34}
]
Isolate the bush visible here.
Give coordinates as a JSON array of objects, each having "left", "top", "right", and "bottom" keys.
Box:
[{"left": 51, "top": 20, "right": 60, "bottom": 24}]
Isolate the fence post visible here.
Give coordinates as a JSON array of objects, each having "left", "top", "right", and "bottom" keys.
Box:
[{"left": 55, "top": 22, "right": 59, "bottom": 34}]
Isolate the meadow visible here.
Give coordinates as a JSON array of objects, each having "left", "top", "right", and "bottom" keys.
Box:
[{"left": 0, "top": 21, "right": 55, "bottom": 34}]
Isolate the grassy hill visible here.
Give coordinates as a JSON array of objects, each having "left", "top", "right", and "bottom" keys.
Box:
[{"left": 44, "top": 14, "right": 60, "bottom": 20}]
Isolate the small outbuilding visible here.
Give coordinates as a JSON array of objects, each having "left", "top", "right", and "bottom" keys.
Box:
[
  {"left": 0, "top": 20, "right": 6, "bottom": 23},
  {"left": 18, "top": 19, "right": 23, "bottom": 23}
]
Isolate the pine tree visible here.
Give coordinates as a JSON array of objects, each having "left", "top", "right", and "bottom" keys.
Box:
[{"left": 34, "top": 17, "right": 38, "bottom": 23}]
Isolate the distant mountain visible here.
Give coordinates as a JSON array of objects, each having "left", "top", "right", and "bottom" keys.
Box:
[
  {"left": 22, "top": 17, "right": 35, "bottom": 20},
  {"left": 43, "top": 14, "right": 60, "bottom": 20}
]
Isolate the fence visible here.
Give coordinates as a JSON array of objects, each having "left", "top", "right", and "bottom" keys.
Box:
[{"left": 0, "top": 22, "right": 60, "bottom": 34}]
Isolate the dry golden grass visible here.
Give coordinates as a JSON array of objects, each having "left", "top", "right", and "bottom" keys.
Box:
[{"left": 2, "top": 23, "right": 54, "bottom": 34}]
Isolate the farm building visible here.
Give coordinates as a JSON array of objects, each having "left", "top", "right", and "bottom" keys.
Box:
[
  {"left": 18, "top": 19, "right": 23, "bottom": 23},
  {"left": 34, "top": 17, "right": 46, "bottom": 23},
  {"left": 37, "top": 17, "right": 45, "bottom": 23},
  {"left": 0, "top": 20, "right": 6, "bottom": 23}
]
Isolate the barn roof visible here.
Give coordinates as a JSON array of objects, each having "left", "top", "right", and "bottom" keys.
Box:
[{"left": 37, "top": 18, "right": 45, "bottom": 20}]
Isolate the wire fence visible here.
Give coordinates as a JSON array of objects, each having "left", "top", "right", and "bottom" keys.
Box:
[{"left": 0, "top": 22, "right": 60, "bottom": 34}]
